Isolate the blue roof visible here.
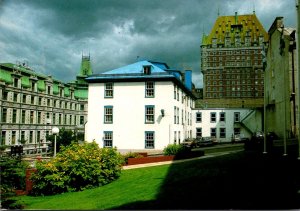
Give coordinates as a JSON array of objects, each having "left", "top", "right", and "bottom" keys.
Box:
[{"left": 103, "top": 60, "right": 166, "bottom": 75}]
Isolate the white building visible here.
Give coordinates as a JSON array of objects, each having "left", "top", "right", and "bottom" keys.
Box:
[
  {"left": 192, "top": 108, "right": 262, "bottom": 143},
  {"left": 85, "top": 60, "right": 195, "bottom": 152}
]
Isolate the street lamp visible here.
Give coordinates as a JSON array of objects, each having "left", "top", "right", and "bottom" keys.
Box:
[{"left": 52, "top": 127, "right": 59, "bottom": 157}]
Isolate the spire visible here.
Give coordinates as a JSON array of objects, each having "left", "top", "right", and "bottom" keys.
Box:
[{"left": 235, "top": 11, "right": 238, "bottom": 25}]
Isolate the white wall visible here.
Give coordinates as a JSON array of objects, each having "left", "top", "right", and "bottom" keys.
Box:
[
  {"left": 192, "top": 109, "right": 262, "bottom": 143},
  {"left": 86, "top": 81, "right": 193, "bottom": 151}
]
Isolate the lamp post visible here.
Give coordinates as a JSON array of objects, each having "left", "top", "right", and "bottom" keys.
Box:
[{"left": 52, "top": 127, "right": 59, "bottom": 157}]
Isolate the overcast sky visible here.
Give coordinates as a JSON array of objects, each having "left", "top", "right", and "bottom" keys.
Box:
[{"left": 0, "top": 0, "right": 297, "bottom": 87}]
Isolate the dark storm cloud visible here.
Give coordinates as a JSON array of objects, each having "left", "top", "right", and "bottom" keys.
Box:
[{"left": 0, "top": 0, "right": 297, "bottom": 86}]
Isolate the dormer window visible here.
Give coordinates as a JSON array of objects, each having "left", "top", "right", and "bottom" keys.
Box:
[{"left": 143, "top": 65, "right": 151, "bottom": 75}]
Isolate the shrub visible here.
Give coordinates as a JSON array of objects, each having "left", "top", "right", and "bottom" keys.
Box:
[
  {"left": 30, "top": 141, "right": 124, "bottom": 196},
  {"left": 0, "top": 155, "right": 29, "bottom": 209},
  {"left": 163, "top": 144, "right": 190, "bottom": 156},
  {"left": 122, "top": 152, "right": 143, "bottom": 164}
]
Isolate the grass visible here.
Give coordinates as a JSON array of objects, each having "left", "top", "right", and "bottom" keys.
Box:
[
  {"left": 19, "top": 164, "right": 171, "bottom": 210},
  {"left": 18, "top": 150, "right": 300, "bottom": 210}
]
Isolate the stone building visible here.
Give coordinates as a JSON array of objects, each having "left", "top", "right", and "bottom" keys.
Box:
[
  {"left": 200, "top": 11, "right": 268, "bottom": 108},
  {"left": 0, "top": 55, "right": 91, "bottom": 154},
  {"left": 264, "top": 17, "right": 298, "bottom": 140}
]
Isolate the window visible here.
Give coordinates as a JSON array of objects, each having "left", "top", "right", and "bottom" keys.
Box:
[
  {"left": 210, "top": 128, "right": 216, "bottom": 138},
  {"left": 80, "top": 116, "right": 84, "bottom": 125},
  {"left": 145, "top": 106, "right": 155, "bottom": 123},
  {"left": 210, "top": 112, "right": 216, "bottom": 122},
  {"left": 220, "top": 112, "right": 226, "bottom": 122},
  {"left": 12, "top": 131, "right": 16, "bottom": 145},
  {"left": 234, "top": 112, "right": 240, "bottom": 122},
  {"left": 1, "top": 131, "right": 6, "bottom": 145},
  {"left": 21, "top": 131, "right": 25, "bottom": 143},
  {"left": 174, "top": 131, "right": 177, "bottom": 144},
  {"left": 80, "top": 104, "right": 84, "bottom": 111},
  {"left": 31, "top": 96, "right": 35, "bottom": 105},
  {"left": 14, "top": 78, "right": 18, "bottom": 88},
  {"left": 143, "top": 65, "right": 151, "bottom": 75},
  {"left": 13, "top": 93, "right": 18, "bottom": 102},
  {"left": 2, "top": 108, "right": 7, "bottom": 123},
  {"left": 105, "top": 83, "right": 114, "bottom": 98},
  {"left": 3, "top": 91, "right": 8, "bottom": 101},
  {"left": 220, "top": 128, "right": 226, "bottom": 138},
  {"left": 177, "top": 107, "right": 179, "bottom": 124},
  {"left": 22, "top": 95, "right": 26, "bottom": 103},
  {"left": 145, "top": 82, "right": 154, "bottom": 97},
  {"left": 196, "top": 112, "right": 202, "bottom": 123},
  {"left": 174, "top": 107, "right": 176, "bottom": 124},
  {"left": 103, "top": 131, "right": 113, "bottom": 148},
  {"left": 234, "top": 128, "right": 240, "bottom": 135},
  {"left": 37, "top": 112, "right": 41, "bottom": 124},
  {"left": 104, "top": 106, "right": 113, "bottom": 123},
  {"left": 196, "top": 128, "right": 202, "bottom": 138},
  {"left": 29, "top": 131, "right": 33, "bottom": 143},
  {"left": 145, "top": 131, "right": 154, "bottom": 149},
  {"left": 22, "top": 110, "right": 26, "bottom": 123},
  {"left": 12, "top": 109, "right": 17, "bottom": 123}
]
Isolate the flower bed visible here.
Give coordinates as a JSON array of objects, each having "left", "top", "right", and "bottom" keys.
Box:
[
  {"left": 127, "top": 155, "right": 175, "bottom": 165},
  {"left": 126, "top": 150, "right": 205, "bottom": 166}
]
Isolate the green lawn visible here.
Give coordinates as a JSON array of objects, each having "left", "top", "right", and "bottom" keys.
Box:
[
  {"left": 18, "top": 150, "right": 300, "bottom": 210},
  {"left": 19, "top": 163, "right": 171, "bottom": 210}
]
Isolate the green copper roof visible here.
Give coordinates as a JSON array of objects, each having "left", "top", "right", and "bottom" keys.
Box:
[
  {"left": 0, "top": 68, "right": 13, "bottom": 84},
  {"left": 37, "top": 80, "right": 46, "bottom": 91},
  {"left": 53, "top": 83, "right": 59, "bottom": 94},
  {"left": 64, "top": 87, "right": 70, "bottom": 97},
  {"left": 21, "top": 76, "right": 30, "bottom": 88},
  {"left": 75, "top": 89, "right": 88, "bottom": 99},
  {"left": 201, "top": 33, "right": 209, "bottom": 45}
]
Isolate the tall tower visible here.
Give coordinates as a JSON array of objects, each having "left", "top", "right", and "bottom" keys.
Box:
[
  {"left": 76, "top": 54, "right": 93, "bottom": 85},
  {"left": 200, "top": 12, "right": 268, "bottom": 107}
]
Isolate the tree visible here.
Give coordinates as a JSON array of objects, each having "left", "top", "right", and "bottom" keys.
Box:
[{"left": 46, "top": 128, "right": 76, "bottom": 154}]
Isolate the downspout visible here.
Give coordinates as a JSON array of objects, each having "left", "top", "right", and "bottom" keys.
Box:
[
  {"left": 281, "top": 26, "right": 287, "bottom": 156},
  {"left": 297, "top": 0, "right": 300, "bottom": 160},
  {"left": 290, "top": 40, "right": 296, "bottom": 137},
  {"left": 263, "top": 42, "right": 267, "bottom": 154}
]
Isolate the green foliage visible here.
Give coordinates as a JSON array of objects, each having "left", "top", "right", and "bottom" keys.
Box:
[
  {"left": 163, "top": 144, "right": 190, "bottom": 156},
  {"left": 46, "top": 127, "right": 76, "bottom": 154},
  {"left": 0, "top": 145, "right": 9, "bottom": 151},
  {"left": 0, "top": 155, "right": 29, "bottom": 209},
  {"left": 122, "top": 152, "right": 143, "bottom": 164},
  {"left": 30, "top": 141, "right": 124, "bottom": 196}
]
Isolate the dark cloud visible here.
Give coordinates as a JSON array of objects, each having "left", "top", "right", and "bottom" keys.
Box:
[{"left": 0, "top": 0, "right": 297, "bottom": 86}]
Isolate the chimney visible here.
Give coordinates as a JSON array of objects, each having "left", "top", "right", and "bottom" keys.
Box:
[{"left": 184, "top": 70, "right": 192, "bottom": 91}]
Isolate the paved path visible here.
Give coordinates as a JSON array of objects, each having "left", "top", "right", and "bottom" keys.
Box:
[{"left": 123, "top": 149, "right": 243, "bottom": 170}]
